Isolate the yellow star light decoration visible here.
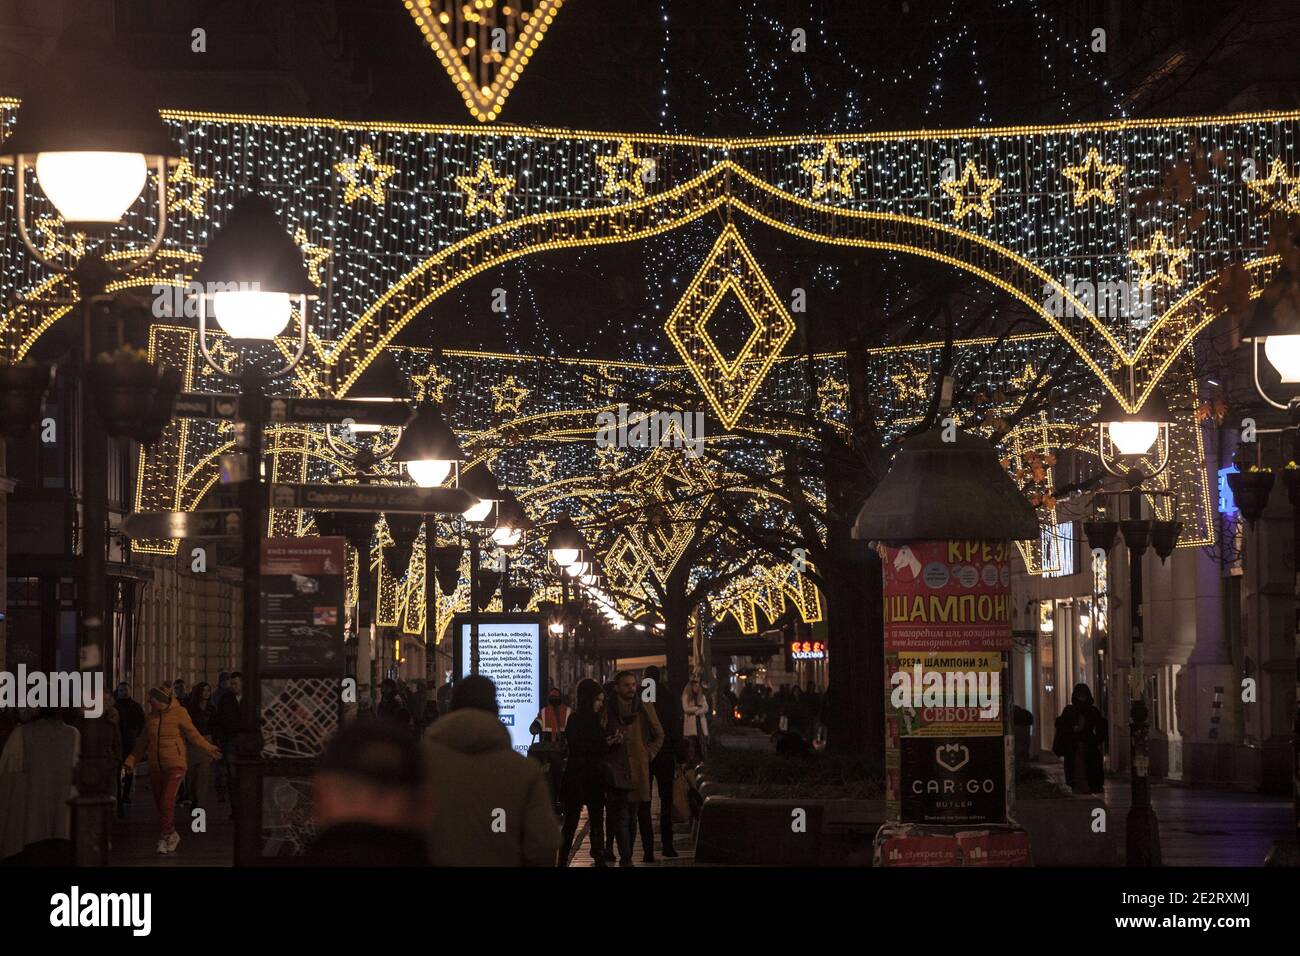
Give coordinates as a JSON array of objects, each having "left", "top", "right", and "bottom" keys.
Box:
[
  {"left": 817, "top": 376, "right": 849, "bottom": 416},
  {"left": 1061, "top": 148, "right": 1124, "bottom": 206},
  {"left": 594, "top": 442, "right": 626, "bottom": 471},
  {"left": 664, "top": 223, "right": 796, "bottom": 431},
  {"left": 596, "top": 140, "right": 656, "bottom": 198},
  {"left": 890, "top": 361, "right": 929, "bottom": 402},
  {"left": 1009, "top": 361, "right": 1039, "bottom": 391},
  {"left": 526, "top": 449, "right": 556, "bottom": 483},
  {"left": 490, "top": 374, "right": 529, "bottom": 414},
  {"left": 1130, "top": 230, "right": 1191, "bottom": 289},
  {"left": 411, "top": 362, "right": 452, "bottom": 403},
  {"left": 800, "top": 143, "right": 862, "bottom": 200},
  {"left": 35, "top": 216, "right": 86, "bottom": 259},
  {"left": 334, "top": 145, "right": 397, "bottom": 206},
  {"left": 456, "top": 157, "right": 515, "bottom": 218},
  {"left": 941, "top": 159, "right": 1002, "bottom": 220},
  {"left": 293, "top": 228, "right": 331, "bottom": 287},
  {"left": 166, "top": 158, "right": 215, "bottom": 218},
  {"left": 403, "top": 0, "right": 566, "bottom": 123},
  {"left": 1246, "top": 157, "right": 1300, "bottom": 215},
  {"left": 200, "top": 338, "right": 239, "bottom": 378}
]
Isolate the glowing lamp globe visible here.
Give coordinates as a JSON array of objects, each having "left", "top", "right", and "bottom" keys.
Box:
[
  {"left": 406, "top": 458, "right": 453, "bottom": 489},
  {"left": 1263, "top": 334, "right": 1300, "bottom": 384},
  {"left": 546, "top": 515, "right": 587, "bottom": 569},
  {"left": 1107, "top": 419, "right": 1159, "bottom": 457},
  {"left": 462, "top": 497, "right": 494, "bottom": 523},
  {"left": 211, "top": 289, "right": 292, "bottom": 341},
  {"left": 35, "top": 151, "right": 147, "bottom": 224}
]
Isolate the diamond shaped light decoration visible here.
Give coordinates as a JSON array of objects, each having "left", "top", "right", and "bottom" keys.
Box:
[
  {"left": 404, "top": 0, "right": 565, "bottom": 123},
  {"left": 665, "top": 223, "right": 796, "bottom": 431}
]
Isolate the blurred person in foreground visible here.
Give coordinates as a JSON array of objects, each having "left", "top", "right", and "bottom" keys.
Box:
[
  {"left": 304, "top": 721, "right": 429, "bottom": 866},
  {"left": 423, "top": 675, "right": 559, "bottom": 866}
]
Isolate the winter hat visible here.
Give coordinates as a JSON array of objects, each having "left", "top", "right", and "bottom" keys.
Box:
[{"left": 148, "top": 685, "right": 172, "bottom": 705}]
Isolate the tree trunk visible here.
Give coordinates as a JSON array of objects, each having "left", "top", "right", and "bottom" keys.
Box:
[
  {"left": 664, "top": 561, "right": 692, "bottom": 691},
  {"left": 821, "top": 538, "right": 884, "bottom": 764}
]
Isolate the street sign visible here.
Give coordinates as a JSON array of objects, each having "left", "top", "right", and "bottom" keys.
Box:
[
  {"left": 269, "top": 483, "right": 473, "bottom": 515},
  {"left": 122, "top": 509, "right": 241, "bottom": 539},
  {"left": 171, "top": 393, "right": 411, "bottom": 428},
  {"left": 173, "top": 392, "right": 240, "bottom": 420},
  {"left": 267, "top": 397, "right": 412, "bottom": 427}
]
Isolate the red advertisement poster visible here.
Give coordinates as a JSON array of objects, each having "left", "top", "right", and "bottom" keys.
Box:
[
  {"left": 882, "top": 539, "right": 1012, "bottom": 653},
  {"left": 957, "top": 830, "right": 1032, "bottom": 867},
  {"left": 880, "top": 834, "right": 960, "bottom": 867}
]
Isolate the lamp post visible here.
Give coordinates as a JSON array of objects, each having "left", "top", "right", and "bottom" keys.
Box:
[
  {"left": 192, "top": 195, "right": 315, "bottom": 866},
  {"left": 392, "top": 402, "right": 468, "bottom": 682},
  {"left": 458, "top": 464, "right": 504, "bottom": 675},
  {"left": 1239, "top": 268, "right": 1300, "bottom": 862},
  {"left": 1, "top": 36, "right": 179, "bottom": 866},
  {"left": 1093, "top": 384, "right": 1174, "bottom": 867},
  {"left": 547, "top": 515, "right": 588, "bottom": 684}
]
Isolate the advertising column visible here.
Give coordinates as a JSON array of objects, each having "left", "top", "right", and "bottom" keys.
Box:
[
  {"left": 877, "top": 539, "right": 1031, "bottom": 866},
  {"left": 257, "top": 537, "right": 346, "bottom": 859}
]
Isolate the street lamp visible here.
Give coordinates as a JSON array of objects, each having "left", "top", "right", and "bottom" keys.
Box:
[
  {"left": 492, "top": 489, "right": 531, "bottom": 548},
  {"left": 192, "top": 195, "right": 315, "bottom": 867},
  {"left": 1240, "top": 263, "right": 1300, "bottom": 863},
  {"left": 393, "top": 402, "right": 464, "bottom": 488},
  {"left": 1091, "top": 383, "right": 1175, "bottom": 867},
  {"left": 342, "top": 351, "right": 409, "bottom": 437},
  {"left": 547, "top": 514, "right": 585, "bottom": 569},
  {"left": 2, "top": 34, "right": 179, "bottom": 867}
]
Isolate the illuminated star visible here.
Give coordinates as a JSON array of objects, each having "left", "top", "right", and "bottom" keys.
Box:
[
  {"left": 411, "top": 363, "right": 452, "bottom": 404},
  {"left": 526, "top": 450, "right": 556, "bottom": 483},
  {"left": 1061, "top": 148, "right": 1124, "bottom": 206},
  {"left": 201, "top": 338, "right": 239, "bottom": 377},
  {"left": 596, "top": 141, "right": 657, "bottom": 198},
  {"left": 1009, "top": 362, "right": 1040, "bottom": 391},
  {"left": 1130, "top": 230, "right": 1190, "bottom": 289},
  {"left": 294, "top": 228, "right": 331, "bottom": 287},
  {"left": 35, "top": 215, "right": 86, "bottom": 259},
  {"left": 456, "top": 158, "right": 515, "bottom": 218},
  {"left": 334, "top": 145, "right": 397, "bottom": 206},
  {"left": 817, "top": 376, "right": 849, "bottom": 415},
  {"left": 489, "top": 374, "right": 529, "bottom": 414},
  {"left": 1246, "top": 157, "right": 1300, "bottom": 215},
  {"left": 166, "top": 158, "right": 215, "bottom": 218},
  {"left": 890, "top": 362, "right": 930, "bottom": 402},
  {"left": 800, "top": 143, "right": 861, "bottom": 200},
  {"left": 941, "top": 159, "right": 1002, "bottom": 220},
  {"left": 595, "top": 442, "right": 627, "bottom": 471}
]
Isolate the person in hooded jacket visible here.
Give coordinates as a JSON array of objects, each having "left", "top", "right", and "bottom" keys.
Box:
[
  {"left": 422, "top": 675, "right": 559, "bottom": 866},
  {"left": 1053, "top": 682, "right": 1108, "bottom": 794},
  {"left": 123, "top": 686, "right": 221, "bottom": 855}
]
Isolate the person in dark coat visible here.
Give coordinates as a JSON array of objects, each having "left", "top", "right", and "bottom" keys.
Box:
[
  {"left": 212, "top": 672, "right": 243, "bottom": 816},
  {"left": 377, "top": 679, "right": 413, "bottom": 731},
  {"left": 1053, "top": 683, "right": 1107, "bottom": 793},
  {"left": 556, "top": 678, "right": 616, "bottom": 866},
  {"left": 304, "top": 721, "right": 429, "bottom": 866},
  {"left": 115, "top": 682, "right": 145, "bottom": 815},
  {"left": 640, "top": 665, "right": 683, "bottom": 859}
]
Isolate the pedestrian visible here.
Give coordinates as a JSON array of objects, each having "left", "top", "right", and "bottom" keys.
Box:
[
  {"left": 183, "top": 681, "right": 216, "bottom": 811},
  {"left": 171, "top": 678, "right": 189, "bottom": 708},
  {"left": 602, "top": 669, "right": 663, "bottom": 865},
  {"left": 377, "top": 678, "right": 412, "bottom": 731},
  {"left": 641, "top": 665, "right": 682, "bottom": 859},
  {"left": 682, "top": 677, "right": 710, "bottom": 762},
  {"left": 1053, "top": 682, "right": 1107, "bottom": 794},
  {"left": 213, "top": 671, "right": 242, "bottom": 813},
  {"left": 422, "top": 675, "right": 559, "bottom": 866},
  {"left": 304, "top": 721, "right": 430, "bottom": 866},
  {"left": 556, "top": 678, "right": 615, "bottom": 866},
  {"left": 123, "top": 685, "right": 222, "bottom": 855},
  {"left": 0, "top": 708, "right": 80, "bottom": 865},
  {"left": 115, "top": 683, "right": 145, "bottom": 815},
  {"left": 529, "top": 687, "right": 571, "bottom": 808}
]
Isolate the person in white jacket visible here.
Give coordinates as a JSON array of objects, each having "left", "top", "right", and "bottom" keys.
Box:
[{"left": 681, "top": 679, "right": 709, "bottom": 762}]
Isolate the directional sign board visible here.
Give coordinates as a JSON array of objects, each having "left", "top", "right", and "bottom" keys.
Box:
[
  {"left": 267, "top": 397, "right": 412, "bottom": 427},
  {"left": 269, "top": 483, "right": 473, "bottom": 515},
  {"left": 122, "top": 509, "right": 241, "bottom": 539},
  {"left": 173, "top": 392, "right": 240, "bottom": 420}
]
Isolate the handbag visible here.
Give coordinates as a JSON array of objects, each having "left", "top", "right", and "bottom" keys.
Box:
[
  {"left": 604, "top": 744, "right": 634, "bottom": 792},
  {"left": 670, "top": 764, "right": 690, "bottom": 824}
]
